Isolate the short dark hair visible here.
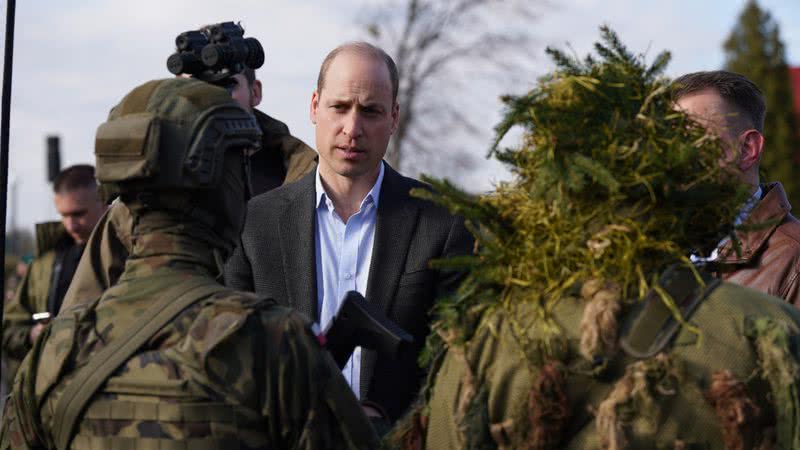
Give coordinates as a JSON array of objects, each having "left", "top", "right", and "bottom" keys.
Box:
[
  {"left": 53, "top": 164, "right": 97, "bottom": 194},
  {"left": 672, "top": 70, "right": 766, "bottom": 134},
  {"left": 316, "top": 42, "right": 399, "bottom": 103},
  {"left": 242, "top": 66, "right": 256, "bottom": 85}
]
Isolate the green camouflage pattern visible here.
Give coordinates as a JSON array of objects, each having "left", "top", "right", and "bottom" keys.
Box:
[
  {"left": 0, "top": 205, "right": 378, "bottom": 450},
  {"left": 2, "top": 222, "right": 71, "bottom": 387},
  {"left": 34, "top": 222, "right": 70, "bottom": 258},
  {"left": 59, "top": 108, "right": 316, "bottom": 316},
  {"left": 420, "top": 281, "right": 800, "bottom": 449},
  {"left": 0, "top": 78, "right": 377, "bottom": 449},
  {"left": 94, "top": 78, "right": 261, "bottom": 195}
]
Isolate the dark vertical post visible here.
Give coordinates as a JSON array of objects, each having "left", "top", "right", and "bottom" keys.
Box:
[
  {"left": 47, "top": 135, "right": 61, "bottom": 182},
  {"left": 1, "top": 0, "right": 18, "bottom": 384}
]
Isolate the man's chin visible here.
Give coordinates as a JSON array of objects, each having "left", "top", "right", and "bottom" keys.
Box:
[{"left": 331, "top": 161, "right": 374, "bottom": 179}]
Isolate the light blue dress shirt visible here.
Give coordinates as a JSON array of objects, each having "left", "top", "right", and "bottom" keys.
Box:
[{"left": 315, "top": 162, "right": 385, "bottom": 399}]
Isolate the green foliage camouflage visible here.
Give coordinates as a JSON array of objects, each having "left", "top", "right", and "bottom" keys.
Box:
[
  {"left": 747, "top": 317, "right": 800, "bottom": 449},
  {"left": 724, "top": 0, "right": 800, "bottom": 210},
  {"left": 414, "top": 26, "right": 751, "bottom": 364}
]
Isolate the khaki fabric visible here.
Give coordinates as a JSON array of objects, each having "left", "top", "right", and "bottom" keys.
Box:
[
  {"left": 2, "top": 222, "right": 71, "bottom": 386},
  {"left": 253, "top": 109, "right": 317, "bottom": 185},
  {"left": 1, "top": 209, "right": 379, "bottom": 450},
  {"left": 424, "top": 281, "right": 800, "bottom": 449},
  {"left": 60, "top": 201, "right": 132, "bottom": 311}
]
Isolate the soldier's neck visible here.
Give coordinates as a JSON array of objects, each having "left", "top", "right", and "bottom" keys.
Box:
[{"left": 123, "top": 213, "right": 226, "bottom": 279}]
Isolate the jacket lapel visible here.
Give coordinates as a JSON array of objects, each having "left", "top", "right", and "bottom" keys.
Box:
[
  {"left": 279, "top": 171, "right": 318, "bottom": 321},
  {"left": 361, "top": 164, "right": 420, "bottom": 398},
  {"left": 717, "top": 182, "right": 789, "bottom": 264}
]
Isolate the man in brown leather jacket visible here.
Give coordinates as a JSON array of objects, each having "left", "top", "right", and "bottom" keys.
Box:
[{"left": 675, "top": 70, "right": 800, "bottom": 304}]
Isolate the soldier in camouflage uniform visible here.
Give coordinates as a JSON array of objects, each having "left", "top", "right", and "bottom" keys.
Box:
[
  {"left": 390, "top": 29, "right": 800, "bottom": 450},
  {"left": 0, "top": 77, "right": 378, "bottom": 449},
  {"left": 59, "top": 62, "right": 318, "bottom": 314},
  {"left": 3, "top": 166, "right": 106, "bottom": 388}
]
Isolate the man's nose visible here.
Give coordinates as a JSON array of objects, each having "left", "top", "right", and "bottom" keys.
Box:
[
  {"left": 342, "top": 111, "right": 364, "bottom": 139},
  {"left": 64, "top": 216, "right": 79, "bottom": 232}
]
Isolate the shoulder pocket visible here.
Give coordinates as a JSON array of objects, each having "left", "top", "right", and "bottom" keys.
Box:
[{"left": 620, "top": 266, "right": 719, "bottom": 359}]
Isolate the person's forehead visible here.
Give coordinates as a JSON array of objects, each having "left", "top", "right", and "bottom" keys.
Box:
[
  {"left": 676, "top": 88, "right": 730, "bottom": 116},
  {"left": 54, "top": 187, "right": 98, "bottom": 206},
  {"left": 323, "top": 51, "right": 392, "bottom": 97}
]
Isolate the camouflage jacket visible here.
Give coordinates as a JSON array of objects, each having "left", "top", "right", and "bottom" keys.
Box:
[
  {"left": 413, "top": 275, "right": 800, "bottom": 450},
  {"left": 60, "top": 112, "right": 317, "bottom": 311},
  {"left": 252, "top": 110, "right": 317, "bottom": 195},
  {"left": 2, "top": 222, "right": 73, "bottom": 385},
  {"left": 1, "top": 218, "right": 378, "bottom": 450}
]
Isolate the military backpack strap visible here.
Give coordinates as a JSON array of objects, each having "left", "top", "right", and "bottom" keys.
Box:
[
  {"left": 51, "top": 277, "right": 224, "bottom": 450},
  {"left": 620, "top": 265, "right": 720, "bottom": 359}
]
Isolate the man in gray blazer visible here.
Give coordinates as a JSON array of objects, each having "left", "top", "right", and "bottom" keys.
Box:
[{"left": 225, "top": 42, "right": 473, "bottom": 422}]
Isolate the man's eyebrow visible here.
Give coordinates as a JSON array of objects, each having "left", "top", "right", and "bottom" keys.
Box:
[
  {"left": 325, "top": 97, "right": 352, "bottom": 104},
  {"left": 359, "top": 102, "right": 385, "bottom": 110}
]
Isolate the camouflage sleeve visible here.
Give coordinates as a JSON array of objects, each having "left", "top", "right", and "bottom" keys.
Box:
[
  {"left": 2, "top": 269, "right": 36, "bottom": 363},
  {"left": 0, "top": 330, "right": 48, "bottom": 450},
  {"left": 281, "top": 134, "right": 317, "bottom": 185},
  {"left": 0, "top": 388, "right": 38, "bottom": 450},
  {"left": 262, "top": 309, "right": 379, "bottom": 449}
]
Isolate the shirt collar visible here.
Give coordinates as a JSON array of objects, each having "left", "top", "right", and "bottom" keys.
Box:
[
  {"left": 734, "top": 185, "right": 762, "bottom": 227},
  {"left": 315, "top": 161, "right": 386, "bottom": 211}
]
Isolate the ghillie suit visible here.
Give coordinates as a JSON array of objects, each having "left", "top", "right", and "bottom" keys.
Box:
[{"left": 388, "top": 27, "right": 800, "bottom": 450}]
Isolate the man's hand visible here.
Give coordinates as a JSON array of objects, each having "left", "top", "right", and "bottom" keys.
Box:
[{"left": 28, "top": 323, "right": 45, "bottom": 344}]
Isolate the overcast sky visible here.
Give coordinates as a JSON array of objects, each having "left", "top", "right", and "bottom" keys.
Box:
[{"left": 1, "top": 0, "right": 799, "bottom": 230}]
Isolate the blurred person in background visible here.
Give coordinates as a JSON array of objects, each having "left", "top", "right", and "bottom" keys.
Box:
[{"left": 2, "top": 165, "right": 106, "bottom": 386}]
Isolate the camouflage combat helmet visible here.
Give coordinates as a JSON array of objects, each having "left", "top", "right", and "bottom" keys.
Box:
[
  {"left": 94, "top": 77, "right": 262, "bottom": 257},
  {"left": 94, "top": 77, "right": 261, "bottom": 196}
]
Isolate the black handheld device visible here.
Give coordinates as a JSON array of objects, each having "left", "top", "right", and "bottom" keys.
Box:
[{"left": 324, "top": 291, "right": 415, "bottom": 369}]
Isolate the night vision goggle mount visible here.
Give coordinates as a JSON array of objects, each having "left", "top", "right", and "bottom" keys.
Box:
[{"left": 166, "top": 22, "right": 265, "bottom": 84}]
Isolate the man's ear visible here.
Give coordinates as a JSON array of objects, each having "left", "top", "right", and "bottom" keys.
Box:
[
  {"left": 310, "top": 90, "right": 320, "bottom": 125},
  {"left": 390, "top": 102, "right": 400, "bottom": 134},
  {"left": 250, "top": 80, "right": 263, "bottom": 109},
  {"left": 738, "top": 129, "right": 764, "bottom": 172}
]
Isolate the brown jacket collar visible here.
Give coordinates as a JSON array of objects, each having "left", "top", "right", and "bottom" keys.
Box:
[{"left": 717, "top": 182, "right": 792, "bottom": 264}]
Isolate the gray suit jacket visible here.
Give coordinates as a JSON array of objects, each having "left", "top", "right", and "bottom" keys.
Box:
[{"left": 225, "top": 164, "right": 473, "bottom": 420}]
